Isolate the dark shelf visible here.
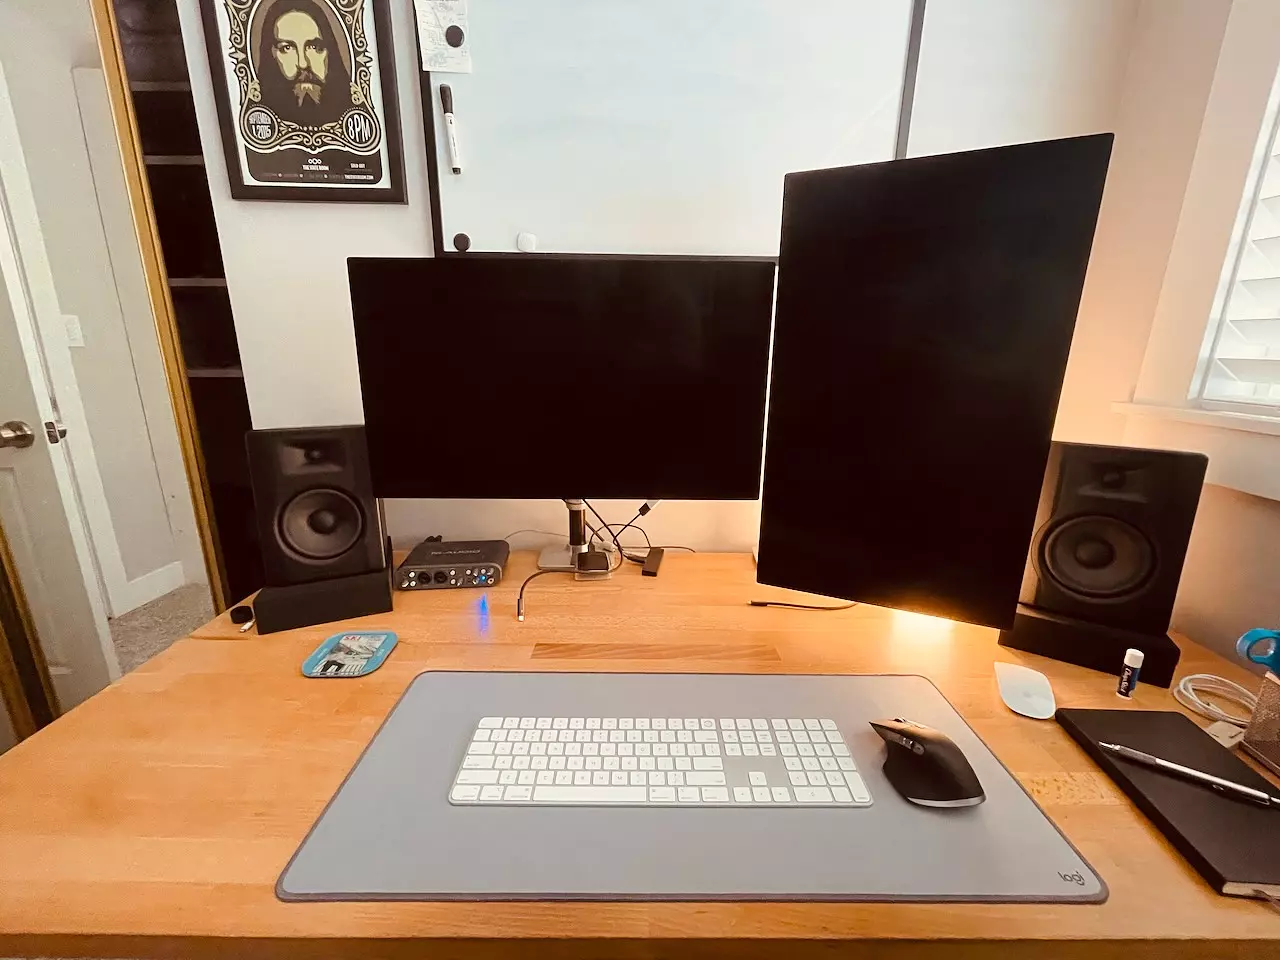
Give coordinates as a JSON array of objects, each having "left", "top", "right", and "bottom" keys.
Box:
[
  {"left": 130, "top": 80, "right": 191, "bottom": 92},
  {"left": 187, "top": 368, "right": 245, "bottom": 379},
  {"left": 168, "top": 278, "right": 227, "bottom": 288},
  {"left": 132, "top": 89, "right": 200, "bottom": 154},
  {"left": 144, "top": 155, "right": 204, "bottom": 165}
]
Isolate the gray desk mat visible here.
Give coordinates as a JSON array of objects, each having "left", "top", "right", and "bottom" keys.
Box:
[{"left": 278, "top": 671, "right": 1106, "bottom": 902}]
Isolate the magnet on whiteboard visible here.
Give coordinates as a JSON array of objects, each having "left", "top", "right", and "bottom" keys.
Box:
[{"left": 516, "top": 232, "right": 537, "bottom": 252}]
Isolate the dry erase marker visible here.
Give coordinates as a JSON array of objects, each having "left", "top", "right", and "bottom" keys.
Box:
[
  {"left": 440, "top": 84, "right": 462, "bottom": 174},
  {"left": 1117, "top": 647, "right": 1143, "bottom": 698}
]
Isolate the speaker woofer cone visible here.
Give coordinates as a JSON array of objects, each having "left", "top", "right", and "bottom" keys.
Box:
[
  {"left": 1039, "top": 515, "right": 1155, "bottom": 602},
  {"left": 278, "top": 488, "right": 365, "bottom": 562}
]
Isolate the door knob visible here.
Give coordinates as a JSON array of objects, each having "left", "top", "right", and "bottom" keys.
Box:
[{"left": 0, "top": 420, "right": 35, "bottom": 449}]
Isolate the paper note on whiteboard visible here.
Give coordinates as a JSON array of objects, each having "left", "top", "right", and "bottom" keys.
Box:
[{"left": 414, "top": 0, "right": 472, "bottom": 73}]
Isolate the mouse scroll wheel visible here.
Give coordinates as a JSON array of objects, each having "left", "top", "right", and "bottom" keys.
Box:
[{"left": 912, "top": 742, "right": 925, "bottom": 755}]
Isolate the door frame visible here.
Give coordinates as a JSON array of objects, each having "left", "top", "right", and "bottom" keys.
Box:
[{"left": 88, "top": 0, "right": 228, "bottom": 611}]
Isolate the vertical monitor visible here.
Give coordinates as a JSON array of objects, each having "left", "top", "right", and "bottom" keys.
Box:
[{"left": 757, "top": 135, "right": 1113, "bottom": 628}]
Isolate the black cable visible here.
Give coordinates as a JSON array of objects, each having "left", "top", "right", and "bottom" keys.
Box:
[
  {"left": 583, "top": 500, "right": 647, "bottom": 564},
  {"left": 518, "top": 527, "right": 624, "bottom": 621},
  {"left": 749, "top": 600, "right": 858, "bottom": 611}
]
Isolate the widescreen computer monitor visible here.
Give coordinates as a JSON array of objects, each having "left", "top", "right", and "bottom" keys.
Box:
[
  {"left": 757, "top": 134, "right": 1113, "bottom": 630},
  {"left": 348, "top": 255, "right": 776, "bottom": 502}
]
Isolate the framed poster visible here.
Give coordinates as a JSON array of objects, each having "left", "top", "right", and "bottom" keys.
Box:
[{"left": 200, "top": 0, "right": 405, "bottom": 202}]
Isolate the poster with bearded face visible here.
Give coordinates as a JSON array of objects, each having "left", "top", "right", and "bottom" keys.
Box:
[{"left": 201, "top": 0, "right": 405, "bottom": 201}]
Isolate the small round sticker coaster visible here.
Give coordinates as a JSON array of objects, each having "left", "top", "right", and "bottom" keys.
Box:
[{"left": 302, "top": 631, "right": 397, "bottom": 678}]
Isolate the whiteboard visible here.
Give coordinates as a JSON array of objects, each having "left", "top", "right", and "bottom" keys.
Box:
[{"left": 425, "top": 0, "right": 913, "bottom": 256}]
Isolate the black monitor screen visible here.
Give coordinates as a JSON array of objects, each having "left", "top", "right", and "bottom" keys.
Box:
[
  {"left": 757, "top": 135, "right": 1113, "bottom": 629},
  {"left": 350, "top": 255, "right": 776, "bottom": 499}
]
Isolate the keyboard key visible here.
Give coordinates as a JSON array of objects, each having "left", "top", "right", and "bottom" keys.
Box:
[
  {"left": 451, "top": 784, "right": 481, "bottom": 802},
  {"left": 701, "top": 787, "right": 730, "bottom": 802},
  {"left": 660, "top": 730, "right": 676, "bottom": 743},
  {"left": 630, "top": 771, "right": 646, "bottom": 786},
  {"left": 837, "top": 757, "right": 856, "bottom": 771},
  {"left": 648, "top": 771, "right": 665, "bottom": 786},
  {"left": 640, "top": 757, "right": 656, "bottom": 770},
  {"left": 603, "top": 717, "right": 617, "bottom": 729},
  {"left": 650, "top": 786, "right": 676, "bottom": 802},
  {"left": 520, "top": 718, "right": 536, "bottom": 729},
  {"left": 592, "top": 771, "right": 609, "bottom": 785},
  {"left": 611, "top": 771, "right": 627, "bottom": 785},
  {"left": 820, "top": 758, "right": 838, "bottom": 771},
  {"left": 807, "top": 772, "right": 826, "bottom": 786},
  {"left": 519, "top": 771, "right": 536, "bottom": 785},
  {"left": 549, "top": 756, "right": 566, "bottom": 770},
  {"left": 652, "top": 718, "right": 666, "bottom": 730},
  {"left": 678, "top": 787, "right": 700, "bottom": 802},
  {"left": 585, "top": 757, "right": 602, "bottom": 770},
  {"left": 701, "top": 719, "right": 716, "bottom": 730},
  {"left": 743, "top": 744, "right": 759, "bottom": 757},
  {"left": 719, "top": 718, "right": 734, "bottom": 729},
  {"left": 832, "top": 787, "right": 853, "bottom": 803},
  {"left": 784, "top": 757, "right": 802, "bottom": 770},
  {"left": 825, "top": 772, "right": 844, "bottom": 787},
  {"left": 473, "top": 729, "right": 491, "bottom": 741},
  {"left": 740, "top": 730, "right": 756, "bottom": 743},
  {"left": 788, "top": 771, "right": 807, "bottom": 787},
  {"left": 823, "top": 730, "right": 844, "bottom": 743},
  {"left": 619, "top": 718, "right": 634, "bottom": 730},
  {"left": 586, "top": 717, "right": 601, "bottom": 729},
  {"left": 815, "top": 744, "right": 833, "bottom": 757},
  {"left": 555, "top": 771, "right": 572, "bottom": 784},
  {"left": 794, "top": 786, "right": 833, "bottom": 803},
  {"left": 463, "top": 756, "right": 495, "bottom": 769},
  {"left": 760, "top": 744, "right": 777, "bottom": 757},
  {"left": 736, "top": 719, "right": 751, "bottom": 730},
  {"left": 574, "top": 771, "right": 591, "bottom": 785},
  {"left": 694, "top": 730, "right": 717, "bottom": 743},
  {"left": 530, "top": 743, "right": 547, "bottom": 755},
  {"left": 653, "top": 743, "right": 668, "bottom": 756},
  {"left": 845, "top": 772, "right": 872, "bottom": 803},
  {"left": 499, "top": 771, "right": 518, "bottom": 785},
  {"left": 794, "top": 731, "right": 811, "bottom": 744},
  {"left": 821, "top": 719, "right": 838, "bottom": 730},
  {"left": 725, "top": 744, "right": 742, "bottom": 756},
  {"left": 705, "top": 743, "right": 721, "bottom": 756},
  {"left": 657, "top": 757, "right": 674, "bottom": 770},
  {"left": 636, "top": 718, "right": 650, "bottom": 729},
  {"left": 479, "top": 717, "right": 502, "bottom": 728},
  {"left": 675, "top": 757, "right": 691, "bottom": 770},
  {"left": 513, "top": 743, "right": 530, "bottom": 756},
  {"left": 536, "top": 717, "right": 552, "bottom": 729},
  {"left": 508, "top": 730, "right": 524, "bottom": 742},
  {"left": 756, "top": 730, "right": 773, "bottom": 743},
  {"left": 693, "top": 758, "right": 723, "bottom": 771},
  {"left": 503, "top": 718, "right": 520, "bottom": 729},
  {"left": 687, "top": 743, "right": 703, "bottom": 756},
  {"left": 677, "top": 730, "right": 692, "bottom": 743},
  {"left": 752, "top": 787, "right": 772, "bottom": 802},
  {"left": 553, "top": 718, "right": 568, "bottom": 729},
  {"left": 534, "top": 785, "right": 647, "bottom": 803},
  {"left": 804, "top": 719, "right": 821, "bottom": 731},
  {"left": 513, "top": 756, "right": 531, "bottom": 769},
  {"left": 788, "top": 719, "right": 804, "bottom": 730},
  {"left": 802, "top": 758, "right": 820, "bottom": 771},
  {"left": 748, "top": 771, "right": 767, "bottom": 786},
  {"left": 618, "top": 743, "right": 633, "bottom": 755},
  {"left": 833, "top": 743, "right": 851, "bottom": 756},
  {"left": 456, "top": 770, "right": 500, "bottom": 785},
  {"left": 686, "top": 772, "right": 726, "bottom": 786},
  {"left": 723, "top": 730, "right": 739, "bottom": 743},
  {"left": 684, "top": 719, "right": 699, "bottom": 731},
  {"left": 568, "top": 757, "right": 584, "bottom": 770},
  {"left": 776, "top": 730, "right": 793, "bottom": 743},
  {"left": 548, "top": 743, "right": 564, "bottom": 756},
  {"left": 669, "top": 744, "right": 685, "bottom": 756},
  {"left": 779, "top": 744, "right": 797, "bottom": 756},
  {"left": 536, "top": 771, "right": 554, "bottom": 785},
  {"left": 733, "top": 786, "right": 752, "bottom": 802},
  {"left": 566, "top": 743, "right": 582, "bottom": 756},
  {"left": 669, "top": 771, "right": 684, "bottom": 785},
  {"left": 771, "top": 787, "right": 791, "bottom": 802},
  {"left": 622, "top": 757, "right": 638, "bottom": 770},
  {"left": 492, "top": 732, "right": 509, "bottom": 744},
  {"left": 495, "top": 756, "right": 513, "bottom": 769},
  {"left": 752, "top": 718, "right": 768, "bottom": 730},
  {"left": 570, "top": 718, "right": 585, "bottom": 729},
  {"left": 797, "top": 744, "right": 815, "bottom": 757},
  {"left": 481, "top": 784, "right": 505, "bottom": 800}
]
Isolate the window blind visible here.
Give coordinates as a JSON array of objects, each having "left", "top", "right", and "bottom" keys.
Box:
[{"left": 1201, "top": 92, "right": 1280, "bottom": 409}]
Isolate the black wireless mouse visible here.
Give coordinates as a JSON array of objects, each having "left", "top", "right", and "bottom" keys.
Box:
[{"left": 869, "top": 718, "right": 985, "bottom": 808}]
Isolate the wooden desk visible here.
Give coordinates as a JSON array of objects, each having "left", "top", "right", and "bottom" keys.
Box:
[{"left": 0, "top": 552, "right": 1277, "bottom": 959}]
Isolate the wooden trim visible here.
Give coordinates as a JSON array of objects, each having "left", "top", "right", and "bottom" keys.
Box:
[
  {"left": 87, "top": 0, "right": 229, "bottom": 611},
  {"left": 0, "top": 520, "right": 58, "bottom": 740}
]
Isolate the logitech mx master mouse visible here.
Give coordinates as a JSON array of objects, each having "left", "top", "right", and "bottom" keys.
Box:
[{"left": 869, "top": 717, "right": 985, "bottom": 808}]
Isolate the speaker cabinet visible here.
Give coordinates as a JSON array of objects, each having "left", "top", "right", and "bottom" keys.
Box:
[
  {"left": 246, "top": 426, "right": 385, "bottom": 587},
  {"left": 999, "top": 442, "right": 1207, "bottom": 687}
]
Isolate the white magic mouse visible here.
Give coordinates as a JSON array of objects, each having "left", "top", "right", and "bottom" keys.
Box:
[{"left": 994, "top": 661, "right": 1056, "bottom": 719}]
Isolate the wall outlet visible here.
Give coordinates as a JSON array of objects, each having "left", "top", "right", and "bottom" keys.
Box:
[{"left": 63, "top": 314, "right": 84, "bottom": 347}]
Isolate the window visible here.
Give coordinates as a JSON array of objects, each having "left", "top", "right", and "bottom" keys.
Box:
[{"left": 1198, "top": 75, "right": 1280, "bottom": 412}]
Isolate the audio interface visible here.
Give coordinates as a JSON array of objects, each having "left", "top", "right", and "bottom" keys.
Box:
[{"left": 395, "top": 539, "right": 510, "bottom": 590}]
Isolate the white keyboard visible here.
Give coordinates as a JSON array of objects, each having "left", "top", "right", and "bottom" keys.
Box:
[{"left": 448, "top": 716, "right": 872, "bottom": 807}]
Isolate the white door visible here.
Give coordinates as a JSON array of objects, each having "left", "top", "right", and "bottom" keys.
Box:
[{"left": 0, "top": 64, "right": 119, "bottom": 714}]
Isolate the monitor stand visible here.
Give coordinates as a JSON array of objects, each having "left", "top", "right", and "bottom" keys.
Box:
[{"left": 538, "top": 499, "right": 589, "bottom": 571}]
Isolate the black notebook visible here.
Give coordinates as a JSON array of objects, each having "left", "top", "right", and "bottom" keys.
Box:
[{"left": 1057, "top": 708, "right": 1280, "bottom": 899}]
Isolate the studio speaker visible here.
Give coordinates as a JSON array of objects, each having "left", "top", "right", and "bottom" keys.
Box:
[
  {"left": 245, "top": 426, "right": 391, "bottom": 632},
  {"left": 999, "top": 442, "right": 1207, "bottom": 687}
]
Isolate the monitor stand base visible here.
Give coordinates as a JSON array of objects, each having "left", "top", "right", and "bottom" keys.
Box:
[{"left": 537, "top": 544, "right": 580, "bottom": 572}]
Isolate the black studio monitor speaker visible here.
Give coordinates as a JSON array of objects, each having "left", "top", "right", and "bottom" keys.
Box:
[
  {"left": 245, "top": 426, "right": 391, "bottom": 633},
  {"left": 999, "top": 442, "right": 1208, "bottom": 687}
]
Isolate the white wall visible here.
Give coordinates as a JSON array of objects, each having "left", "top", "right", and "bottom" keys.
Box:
[
  {"left": 0, "top": 1, "right": 203, "bottom": 610},
  {"left": 179, "top": 0, "right": 1139, "bottom": 551}
]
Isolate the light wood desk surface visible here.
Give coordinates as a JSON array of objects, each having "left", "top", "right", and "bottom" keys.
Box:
[{"left": 1, "top": 551, "right": 1277, "bottom": 959}]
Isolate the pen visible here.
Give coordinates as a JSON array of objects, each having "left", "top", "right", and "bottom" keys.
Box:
[
  {"left": 439, "top": 84, "right": 462, "bottom": 174},
  {"left": 1099, "top": 741, "right": 1280, "bottom": 808}
]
